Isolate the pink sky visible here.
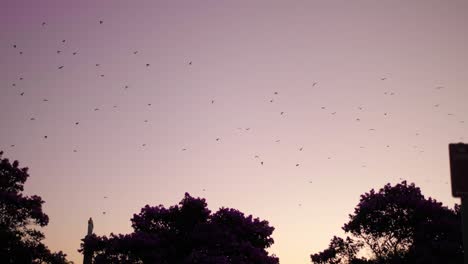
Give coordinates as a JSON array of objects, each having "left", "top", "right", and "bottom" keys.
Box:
[{"left": 1, "top": 0, "right": 468, "bottom": 263}]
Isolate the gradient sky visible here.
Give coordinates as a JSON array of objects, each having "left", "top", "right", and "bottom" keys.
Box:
[{"left": 1, "top": 1, "right": 468, "bottom": 263}]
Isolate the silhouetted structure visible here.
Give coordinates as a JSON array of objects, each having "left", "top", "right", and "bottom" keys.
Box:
[
  {"left": 87, "top": 218, "right": 93, "bottom": 236},
  {"left": 83, "top": 218, "right": 94, "bottom": 264}
]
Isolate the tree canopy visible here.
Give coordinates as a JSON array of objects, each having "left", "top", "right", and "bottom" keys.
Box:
[
  {"left": 0, "top": 151, "right": 72, "bottom": 264},
  {"left": 80, "top": 193, "right": 279, "bottom": 264},
  {"left": 311, "top": 181, "right": 462, "bottom": 264}
]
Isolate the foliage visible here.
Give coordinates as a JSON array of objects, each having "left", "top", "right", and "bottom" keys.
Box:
[
  {"left": 0, "top": 151, "right": 72, "bottom": 263},
  {"left": 311, "top": 181, "right": 462, "bottom": 264},
  {"left": 80, "top": 193, "right": 278, "bottom": 264}
]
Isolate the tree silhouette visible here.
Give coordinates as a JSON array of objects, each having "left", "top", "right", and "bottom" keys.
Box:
[
  {"left": 0, "top": 151, "right": 72, "bottom": 263},
  {"left": 80, "top": 193, "right": 279, "bottom": 264},
  {"left": 311, "top": 181, "right": 462, "bottom": 264}
]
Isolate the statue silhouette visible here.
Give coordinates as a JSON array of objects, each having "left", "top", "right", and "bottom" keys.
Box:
[
  {"left": 84, "top": 217, "right": 94, "bottom": 264},
  {"left": 87, "top": 217, "right": 93, "bottom": 236}
]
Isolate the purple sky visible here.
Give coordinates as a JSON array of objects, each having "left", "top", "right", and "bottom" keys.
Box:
[{"left": 1, "top": 0, "right": 468, "bottom": 263}]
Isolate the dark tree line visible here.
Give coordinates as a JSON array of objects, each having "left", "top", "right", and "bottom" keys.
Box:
[
  {"left": 0, "top": 151, "right": 72, "bottom": 263},
  {"left": 80, "top": 193, "right": 279, "bottom": 264},
  {"left": 311, "top": 181, "right": 463, "bottom": 264},
  {"left": 1, "top": 150, "right": 464, "bottom": 264}
]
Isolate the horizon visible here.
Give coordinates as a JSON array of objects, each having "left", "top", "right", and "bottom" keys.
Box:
[{"left": 1, "top": 1, "right": 467, "bottom": 263}]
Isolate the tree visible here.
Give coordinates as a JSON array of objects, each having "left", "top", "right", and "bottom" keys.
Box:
[
  {"left": 0, "top": 151, "right": 72, "bottom": 264},
  {"left": 80, "top": 193, "right": 279, "bottom": 264},
  {"left": 311, "top": 181, "right": 462, "bottom": 264}
]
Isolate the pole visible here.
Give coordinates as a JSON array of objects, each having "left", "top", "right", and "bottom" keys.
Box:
[{"left": 462, "top": 196, "right": 468, "bottom": 264}]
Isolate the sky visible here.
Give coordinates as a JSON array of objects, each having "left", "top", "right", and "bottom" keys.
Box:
[{"left": 1, "top": 0, "right": 468, "bottom": 263}]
